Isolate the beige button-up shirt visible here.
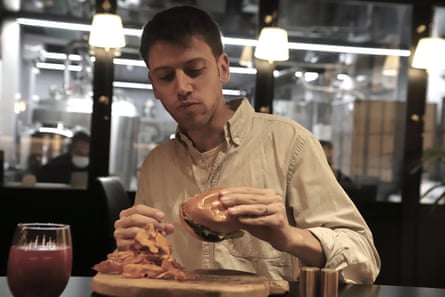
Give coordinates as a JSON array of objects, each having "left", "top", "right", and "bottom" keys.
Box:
[{"left": 135, "top": 98, "right": 381, "bottom": 284}]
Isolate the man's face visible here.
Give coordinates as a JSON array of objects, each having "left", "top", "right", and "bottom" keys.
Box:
[
  {"left": 71, "top": 140, "right": 89, "bottom": 157},
  {"left": 146, "top": 36, "right": 230, "bottom": 132}
]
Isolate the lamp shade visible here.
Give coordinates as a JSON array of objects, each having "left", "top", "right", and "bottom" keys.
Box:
[
  {"left": 254, "top": 27, "right": 289, "bottom": 62},
  {"left": 411, "top": 37, "right": 445, "bottom": 70},
  {"left": 88, "top": 13, "right": 126, "bottom": 49}
]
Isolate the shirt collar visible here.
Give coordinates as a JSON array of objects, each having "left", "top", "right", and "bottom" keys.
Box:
[
  {"left": 225, "top": 97, "right": 255, "bottom": 147},
  {"left": 175, "top": 97, "right": 255, "bottom": 149}
]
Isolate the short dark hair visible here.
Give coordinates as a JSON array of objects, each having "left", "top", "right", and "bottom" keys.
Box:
[
  {"left": 71, "top": 131, "right": 90, "bottom": 144},
  {"left": 319, "top": 140, "right": 333, "bottom": 149},
  {"left": 68, "top": 131, "right": 89, "bottom": 152},
  {"left": 139, "top": 5, "right": 224, "bottom": 67}
]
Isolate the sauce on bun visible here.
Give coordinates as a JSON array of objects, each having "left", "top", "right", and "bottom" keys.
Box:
[{"left": 179, "top": 188, "right": 244, "bottom": 242}]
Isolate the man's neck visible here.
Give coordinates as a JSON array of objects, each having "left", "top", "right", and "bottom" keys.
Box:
[
  {"left": 189, "top": 130, "right": 225, "bottom": 152},
  {"left": 186, "top": 102, "right": 234, "bottom": 152}
]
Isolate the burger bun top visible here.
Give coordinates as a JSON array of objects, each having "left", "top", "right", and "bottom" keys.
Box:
[{"left": 179, "top": 188, "right": 243, "bottom": 238}]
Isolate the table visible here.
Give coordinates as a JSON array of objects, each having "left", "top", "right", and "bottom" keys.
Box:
[{"left": 1, "top": 276, "right": 444, "bottom": 297}]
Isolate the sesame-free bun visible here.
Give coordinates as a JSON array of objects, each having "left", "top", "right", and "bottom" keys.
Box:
[{"left": 179, "top": 188, "right": 243, "bottom": 242}]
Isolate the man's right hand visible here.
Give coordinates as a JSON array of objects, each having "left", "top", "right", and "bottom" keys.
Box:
[{"left": 113, "top": 204, "right": 175, "bottom": 250}]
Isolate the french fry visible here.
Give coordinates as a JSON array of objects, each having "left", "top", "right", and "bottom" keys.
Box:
[{"left": 93, "top": 223, "right": 197, "bottom": 281}]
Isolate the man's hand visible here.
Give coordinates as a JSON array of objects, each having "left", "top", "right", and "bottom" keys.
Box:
[
  {"left": 219, "top": 187, "right": 292, "bottom": 250},
  {"left": 219, "top": 187, "right": 325, "bottom": 267},
  {"left": 113, "top": 204, "right": 175, "bottom": 250}
]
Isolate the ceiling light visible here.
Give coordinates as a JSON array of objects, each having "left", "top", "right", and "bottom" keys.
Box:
[
  {"left": 113, "top": 81, "right": 152, "bottom": 90},
  {"left": 222, "top": 37, "right": 257, "bottom": 47},
  {"left": 411, "top": 37, "right": 445, "bottom": 70},
  {"left": 230, "top": 66, "right": 257, "bottom": 75},
  {"left": 88, "top": 13, "right": 126, "bottom": 49},
  {"left": 17, "top": 18, "right": 91, "bottom": 31},
  {"left": 38, "top": 127, "right": 74, "bottom": 137},
  {"left": 36, "top": 62, "right": 82, "bottom": 71},
  {"left": 254, "top": 27, "right": 289, "bottom": 62},
  {"left": 114, "top": 58, "right": 146, "bottom": 67},
  {"left": 288, "top": 42, "right": 410, "bottom": 57}
]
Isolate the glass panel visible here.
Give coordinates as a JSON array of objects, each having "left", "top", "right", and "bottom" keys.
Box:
[
  {"left": 419, "top": 6, "right": 445, "bottom": 206},
  {"left": 275, "top": 0, "right": 412, "bottom": 202},
  {"left": 0, "top": 0, "right": 258, "bottom": 190},
  {"left": 3, "top": 0, "right": 430, "bottom": 201}
]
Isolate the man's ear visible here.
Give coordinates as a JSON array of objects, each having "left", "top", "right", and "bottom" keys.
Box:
[{"left": 218, "top": 53, "right": 231, "bottom": 84}]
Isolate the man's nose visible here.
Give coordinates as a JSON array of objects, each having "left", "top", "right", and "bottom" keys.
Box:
[{"left": 176, "top": 71, "right": 192, "bottom": 96}]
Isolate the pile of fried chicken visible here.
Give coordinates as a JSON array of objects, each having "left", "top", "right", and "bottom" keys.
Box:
[{"left": 93, "top": 223, "right": 196, "bottom": 281}]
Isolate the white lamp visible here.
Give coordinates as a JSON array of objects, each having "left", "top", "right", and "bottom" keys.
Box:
[
  {"left": 254, "top": 27, "right": 289, "bottom": 62},
  {"left": 88, "top": 13, "right": 126, "bottom": 49},
  {"left": 411, "top": 37, "right": 445, "bottom": 70}
]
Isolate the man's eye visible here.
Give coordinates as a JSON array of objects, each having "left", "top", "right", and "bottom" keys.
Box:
[
  {"left": 158, "top": 73, "right": 175, "bottom": 81},
  {"left": 185, "top": 68, "right": 205, "bottom": 78}
]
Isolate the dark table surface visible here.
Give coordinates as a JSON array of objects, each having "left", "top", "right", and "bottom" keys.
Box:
[{"left": 1, "top": 276, "right": 445, "bottom": 297}]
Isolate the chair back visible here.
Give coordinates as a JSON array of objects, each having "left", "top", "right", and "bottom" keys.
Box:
[{"left": 96, "top": 176, "right": 132, "bottom": 251}]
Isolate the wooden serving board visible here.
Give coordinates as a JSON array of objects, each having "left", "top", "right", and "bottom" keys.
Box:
[{"left": 92, "top": 269, "right": 273, "bottom": 297}]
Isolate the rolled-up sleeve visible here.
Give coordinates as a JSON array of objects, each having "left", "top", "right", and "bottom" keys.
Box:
[{"left": 308, "top": 227, "right": 380, "bottom": 284}]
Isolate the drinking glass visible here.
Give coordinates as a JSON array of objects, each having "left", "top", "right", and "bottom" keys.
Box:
[{"left": 7, "top": 223, "right": 73, "bottom": 297}]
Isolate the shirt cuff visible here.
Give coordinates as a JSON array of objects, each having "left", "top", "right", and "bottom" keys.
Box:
[{"left": 306, "top": 226, "right": 378, "bottom": 284}]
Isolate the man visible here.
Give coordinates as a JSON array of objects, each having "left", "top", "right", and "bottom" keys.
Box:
[
  {"left": 36, "top": 131, "right": 90, "bottom": 183},
  {"left": 114, "top": 6, "right": 380, "bottom": 284}
]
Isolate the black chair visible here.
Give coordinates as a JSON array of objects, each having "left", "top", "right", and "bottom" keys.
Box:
[{"left": 96, "top": 176, "right": 132, "bottom": 252}]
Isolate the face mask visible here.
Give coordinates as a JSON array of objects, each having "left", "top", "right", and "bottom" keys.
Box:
[{"left": 72, "top": 155, "right": 89, "bottom": 168}]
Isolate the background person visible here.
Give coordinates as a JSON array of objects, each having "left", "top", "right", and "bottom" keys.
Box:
[
  {"left": 36, "top": 131, "right": 90, "bottom": 184},
  {"left": 319, "top": 140, "right": 353, "bottom": 185},
  {"left": 113, "top": 6, "right": 380, "bottom": 284}
]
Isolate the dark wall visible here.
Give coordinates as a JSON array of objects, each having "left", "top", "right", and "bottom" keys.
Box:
[
  {"left": 355, "top": 201, "right": 402, "bottom": 286},
  {"left": 355, "top": 201, "right": 445, "bottom": 289},
  {"left": 415, "top": 205, "right": 445, "bottom": 288}
]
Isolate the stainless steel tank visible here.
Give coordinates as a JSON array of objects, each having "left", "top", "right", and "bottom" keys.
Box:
[{"left": 109, "top": 98, "right": 139, "bottom": 190}]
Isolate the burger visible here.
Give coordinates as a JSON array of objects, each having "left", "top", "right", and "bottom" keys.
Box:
[{"left": 179, "top": 188, "right": 244, "bottom": 242}]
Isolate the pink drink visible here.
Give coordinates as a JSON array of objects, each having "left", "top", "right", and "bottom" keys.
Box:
[{"left": 7, "top": 245, "right": 72, "bottom": 297}]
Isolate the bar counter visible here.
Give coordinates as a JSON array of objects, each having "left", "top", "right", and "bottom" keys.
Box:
[{"left": 1, "top": 276, "right": 444, "bottom": 297}]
